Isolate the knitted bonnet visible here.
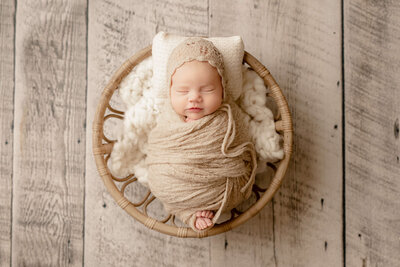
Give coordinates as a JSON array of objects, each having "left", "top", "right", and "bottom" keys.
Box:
[{"left": 166, "top": 37, "right": 227, "bottom": 100}]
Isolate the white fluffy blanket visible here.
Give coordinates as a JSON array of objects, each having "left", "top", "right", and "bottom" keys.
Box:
[{"left": 108, "top": 57, "right": 284, "bottom": 186}]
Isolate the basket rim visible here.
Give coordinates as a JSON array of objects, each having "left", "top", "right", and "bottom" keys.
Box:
[{"left": 92, "top": 45, "right": 293, "bottom": 238}]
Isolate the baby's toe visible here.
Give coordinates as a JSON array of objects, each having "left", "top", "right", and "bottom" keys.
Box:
[
  {"left": 196, "top": 211, "right": 203, "bottom": 217},
  {"left": 205, "top": 210, "right": 214, "bottom": 219},
  {"left": 199, "top": 219, "right": 207, "bottom": 230},
  {"left": 204, "top": 218, "right": 213, "bottom": 227}
]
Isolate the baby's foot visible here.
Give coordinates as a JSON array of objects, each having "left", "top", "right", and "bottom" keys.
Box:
[
  {"left": 194, "top": 210, "right": 215, "bottom": 230},
  {"left": 196, "top": 210, "right": 214, "bottom": 219},
  {"left": 195, "top": 217, "right": 213, "bottom": 230}
]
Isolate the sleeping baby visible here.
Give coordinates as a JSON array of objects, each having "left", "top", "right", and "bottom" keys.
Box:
[{"left": 146, "top": 37, "right": 257, "bottom": 232}]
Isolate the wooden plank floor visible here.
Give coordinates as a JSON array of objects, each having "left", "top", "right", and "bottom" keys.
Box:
[
  {"left": 11, "top": 0, "right": 87, "bottom": 266},
  {"left": 0, "top": 1, "right": 15, "bottom": 266},
  {"left": 209, "top": 1, "right": 343, "bottom": 266},
  {"left": 0, "top": 0, "right": 399, "bottom": 266},
  {"left": 344, "top": 1, "right": 400, "bottom": 266}
]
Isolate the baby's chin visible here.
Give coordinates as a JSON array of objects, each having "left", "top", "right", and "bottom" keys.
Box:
[{"left": 185, "top": 114, "right": 205, "bottom": 121}]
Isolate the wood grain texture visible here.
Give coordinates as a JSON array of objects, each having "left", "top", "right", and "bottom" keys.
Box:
[
  {"left": 85, "top": 1, "right": 213, "bottom": 266},
  {"left": 344, "top": 1, "right": 400, "bottom": 266},
  {"left": 0, "top": 0, "right": 15, "bottom": 265},
  {"left": 210, "top": 0, "right": 342, "bottom": 266},
  {"left": 12, "top": 1, "right": 87, "bottom": 266}
]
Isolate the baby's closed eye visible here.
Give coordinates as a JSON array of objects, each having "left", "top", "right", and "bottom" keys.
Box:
[
  {"left": 201, "top": 86, "right": 215, "bottom": 92},
  {"left": 173, "top": 87, "right": 189, "bottom": 94}
]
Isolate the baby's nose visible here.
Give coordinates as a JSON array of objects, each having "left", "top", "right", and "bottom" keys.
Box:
[{"left": 188, "top": 91, "right": 201, "bottom": 102}]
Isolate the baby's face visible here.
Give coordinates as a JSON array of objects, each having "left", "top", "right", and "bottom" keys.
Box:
[{"left": 170, "top": 60, "right": 223, "bottom": 121}]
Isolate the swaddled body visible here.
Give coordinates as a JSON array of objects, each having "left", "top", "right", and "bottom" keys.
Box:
[{"left": 146, "top": 38, "right": 257, "bottom": 232}]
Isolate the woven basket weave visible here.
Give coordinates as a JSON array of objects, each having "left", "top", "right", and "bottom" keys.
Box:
[{"left": 92, "top": 45, "right": 293, "bottom": 238}]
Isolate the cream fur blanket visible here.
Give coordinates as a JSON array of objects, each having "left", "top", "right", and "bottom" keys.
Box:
[{"left": 146, "top": 101, "right": 257, "bottom": 232}]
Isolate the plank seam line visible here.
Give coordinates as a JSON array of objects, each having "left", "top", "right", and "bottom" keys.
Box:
[
  {"left": 341, "top": 0, "right": 346, "bottom": 266},
  {"left": 272, "top": 198, "right": 278, "bottom": 266},
  {"left": 82, "top": 0, "right": 89, "bottom": 266},
  {"left": 10, "top": 0, "right": 18, "bottom": 266}
]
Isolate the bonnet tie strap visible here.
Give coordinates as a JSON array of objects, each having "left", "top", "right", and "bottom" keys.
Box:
[{"left": 220, "top": 103, "right": 257, "bottom": 193}]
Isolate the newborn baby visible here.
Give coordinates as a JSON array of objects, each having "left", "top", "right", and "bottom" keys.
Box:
[
  {"left": 170, "top": 59, "right": 224, "bottom": 229},
  {"left": 146, "top": 37, "right": 257, "bottom": 232}
]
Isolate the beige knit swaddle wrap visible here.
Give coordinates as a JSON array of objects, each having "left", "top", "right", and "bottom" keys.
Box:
[{"left": 146, "top": 37, "right": 257, "bottom": 232}]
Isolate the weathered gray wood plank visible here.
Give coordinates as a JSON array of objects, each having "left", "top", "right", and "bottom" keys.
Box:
[
  {"left": 12, "top": 0, "right": 87, "bottom": 266},
  {"left": 86, "top": 1, "right": 213, "bottom": 266},
  {"left": 0, "top": 0, "right": 15, "bottom": 265},
  {"left": 344, "top": 1, "right": 400, "bottom": 266},
  {"left": 210, "top": 0, "right": 343, "bottom": 266}
]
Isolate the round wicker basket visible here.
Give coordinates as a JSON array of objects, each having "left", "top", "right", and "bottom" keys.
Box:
[{"left": 92, "top": 45, "right": 293, "bottom": 238}]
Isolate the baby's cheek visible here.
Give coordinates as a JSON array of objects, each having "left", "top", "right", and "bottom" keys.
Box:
[
  {"left": 171, "top": 96, "right": 186, "bottom": 115},
  {"left": 209, "top": 96, "right": 222, "bottom": 113}
]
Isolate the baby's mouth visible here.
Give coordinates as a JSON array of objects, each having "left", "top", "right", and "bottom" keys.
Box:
[{"left": 187, "top": 107, "right": 203, "bottom": 112}]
